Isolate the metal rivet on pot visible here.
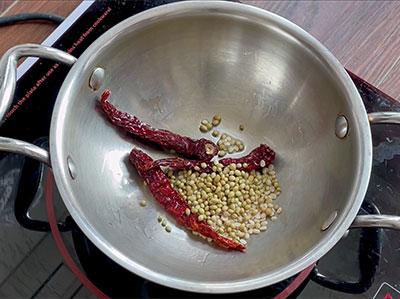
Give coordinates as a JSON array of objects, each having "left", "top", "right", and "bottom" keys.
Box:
[
  {"left": 88, "top": 67, "right": 105, "bottom": 91},
  {"left": 321, "top": 210, "right": 338, "bottom": 231},
  {"left": 67, "top": 155, "right": 77, "bottom": 180},
  {"left": 335, "top": 115, "right": 348, "bottom": 139}
]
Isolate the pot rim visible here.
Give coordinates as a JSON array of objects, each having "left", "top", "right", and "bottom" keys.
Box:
[{"left": 50, "top": 1, "right": 372, "bottom": 293}]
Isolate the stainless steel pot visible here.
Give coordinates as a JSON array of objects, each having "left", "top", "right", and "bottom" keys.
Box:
[{"left": 0, "top": 1, "right": 399, "bottom": 294}]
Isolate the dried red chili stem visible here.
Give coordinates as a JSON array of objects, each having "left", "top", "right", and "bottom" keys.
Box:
[
  {"left": 129, "top": 148, "right": 245, "bottom": 252},
  {"left": 101, "top": 90, "right": 218, "bottom": 161},
  {"left": 147, "top": 144, "right": 275, "bottom": 172}
]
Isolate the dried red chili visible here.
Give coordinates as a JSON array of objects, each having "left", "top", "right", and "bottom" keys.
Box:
[
  {"left": 220, "top": 144, "right": 275, "bottom": 170},
  {"left": 101, "top": 90, "right": 218, "bottom": 161},
  {"left": 129, "top": 148, "right": 245, "bottom": 252},
  {"left": 144, "top": 144, "right": 275, "bottom": 172}
]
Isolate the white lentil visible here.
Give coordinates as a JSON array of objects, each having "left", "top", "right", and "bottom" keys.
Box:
[
  {"left": 200, "top": 125, "right": 208, "bottom": 133},
  {"left": 213, "top": 115, "right": 221, "bottom": 123},
  {"left": 218, "top": 151, "right": 226, "bottom": 157},
  {"left": 166, "top": 158, "right": 282, "bottom": 248},
  {"left": 212, "top": 119, "right": 220, "bottom": 126}
]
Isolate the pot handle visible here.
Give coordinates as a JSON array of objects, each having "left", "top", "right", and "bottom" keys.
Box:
[
  {"left": 0, "top": 137, "right": 51, "bottom": 165},
  {"left": 368, "top": 111, "right": 400, "bottom": 124},
  {"left": 14, "top": 137, "right": 72, "bottom": 232},
  {"left": 351, "top": 111, "right": 400, "bottom": 231},
  {"left": 0, "top": 44, "right": 77, "bottom": 165},
  {"left": 350, "top": 214, "right": 400, "bottom": 230}
]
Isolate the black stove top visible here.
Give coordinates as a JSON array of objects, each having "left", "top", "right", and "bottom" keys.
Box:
[{"left": 1, "top": 1, "right": 399, "bottom": 298}]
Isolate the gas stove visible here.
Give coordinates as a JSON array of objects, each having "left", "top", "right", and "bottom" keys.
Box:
[{"left": 0, "top": 1, "right": 399, "bottom": 298}]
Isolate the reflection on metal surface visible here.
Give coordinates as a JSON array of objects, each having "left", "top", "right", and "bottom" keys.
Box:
[
  {"left": 101, "top": 149, "right": 126, "bottom": 176},
  {"left": 88, "top": 67, "right": 105, "bottom": 91},
  {"left": 335, "top": 115, "right": 348, "bottom": 139},
  {"left": 321, "top": 210, "right": 338, "bottom": 231},
  {"left": 67, "top": 155, "right": 77, "bottom": 180}
]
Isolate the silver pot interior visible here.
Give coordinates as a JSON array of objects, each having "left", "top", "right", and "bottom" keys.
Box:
[{"left": 51, "top": 2, "right": 371, "bottom": 293}]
